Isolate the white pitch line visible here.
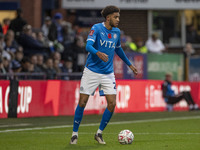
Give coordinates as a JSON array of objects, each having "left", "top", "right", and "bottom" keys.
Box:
[
  {"left": 0, "top": 123, "right": 31, "bottom": 128},
  {"left": 135, "top": 133, "right": 200, "bottom": 135},
  {"left": 9, "top": 132, "right": 200, "bottom": 135},
  {"left": 0, "top": 116, "right": 200, "bottom": 133}
]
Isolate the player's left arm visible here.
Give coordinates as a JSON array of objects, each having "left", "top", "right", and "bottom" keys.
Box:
[
  {"left": 115, "top": 47, "right": 138, "bottom": 75},
  {"left": 115, "top": 30, "right": 137, "bottom": 75}
]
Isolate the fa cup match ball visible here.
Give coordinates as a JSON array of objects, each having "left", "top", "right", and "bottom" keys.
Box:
[{"left": 118, "top": 129, "right": 134, "bottom": 144}]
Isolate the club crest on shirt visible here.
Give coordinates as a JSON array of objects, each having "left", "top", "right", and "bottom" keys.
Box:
[
  {"left": 89, "top": 30, "right": 94, "bottom": 36},
  {"left": 113, "top": 34, "right": 117, "bottom": 39}
]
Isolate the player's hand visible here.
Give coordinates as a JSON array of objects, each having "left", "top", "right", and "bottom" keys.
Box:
[
  {"left": 96, "top": 51, "right": 108, "bottom": 62},
  {"left": 129, "top": 65, "right": 138, "bottom": 75}
]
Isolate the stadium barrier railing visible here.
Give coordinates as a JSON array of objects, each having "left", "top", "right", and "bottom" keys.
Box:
[{"left": 0, "top": 72, "right": 82, "bottom": 80}]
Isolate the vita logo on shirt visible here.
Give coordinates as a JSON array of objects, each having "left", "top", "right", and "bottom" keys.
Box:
[{"left": 100, "top": 39, "right": 116, "bottom": 49}]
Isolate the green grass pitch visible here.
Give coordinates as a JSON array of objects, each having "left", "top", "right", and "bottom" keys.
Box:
[{"left": 0, "top": 111, "right": 200, "bottom": 150}]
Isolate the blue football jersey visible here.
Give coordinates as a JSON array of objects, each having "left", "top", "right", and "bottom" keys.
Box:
[{"left": 85, "top": 22, "right": 121, "bottom": 74}]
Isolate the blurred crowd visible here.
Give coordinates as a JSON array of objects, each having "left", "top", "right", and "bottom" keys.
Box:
[
  {"left": 0, "top": 9, "right": 198, "bottom": 79},
  {"left": 0, "top": 9, "right": 87, "bottom": 79}
]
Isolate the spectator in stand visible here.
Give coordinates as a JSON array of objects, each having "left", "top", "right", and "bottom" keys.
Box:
[
  {"left": 127, "top": 37, "right": 148, "bottom": 54},
  {"left": 1, "top": 39, "right": 12, "bottom": 74},
  {"left": 48, "top": 13, "right": 65, "bottom": 43},
  {"left": 0, "top": 33, "right": 12, "bottom": 60},
  {"left": 62, "top": 34, "right": 85, "bottom": 70},
  {"left": 14, "top": 50, "right": 23, "bottom": 63},
  {"left": 61, "top": 56, "right": 73, "bottom": 73},
  {"left": 30, "top": 54, "right": 42, "bottom": 72},
  {"left": 60, "top": 56, "right": 74, "bottom": 80},
  {"left": 5, "top": 30, "right": 19, "bottom": 50},
  {"left": 30, "top": 54, "right": 37, "bottom": 65},
  {"left": 10, "top": 50, "right": 23, "bottom": 72},
  {"left": 73, "top": 36, "right": 87, "bottom": 72},
  {"left": 162, "top": 73, "right": 199, "bottom": 111},
  {"left": 54, "top": 59, "right": 61, "bottom": 74},
  {"left": 36, "top": 54, "right": 45, "bottom": 72},
  {"left": 186, "top": 25, "right": 200, "bottom": 43},
  {"left": 0, "top": 58, "right": 7, "bottom": 74},
  {"left": 48, "top": 13, "right": 65, "bottom": 53},
  {"left": 18, "top": 24, "right": 48, "bottom": 56},
  {"left": 4, "top": 33, "right": 17, "bottom": 54},
  {"left": 4, "top": 30, "right": 20, "bottom": 61},
  {"left": 63, "top": 23, "right": 73, "bottom": 47},
  {"left": 52, "top": 51, "right": 62, "bottom": 67},
  {"left": 0, "top": 56, "right": 9, "bottom": 79},
  {"left": 120, "top": 31, "right": 128, "bottom": 51},
  {"left": 62, "top": 19, "right": 74, "bottom": 43},
  {"left": 1, "top": 44, "right": 12, "bottom": 64},
  {"left": 119, "top": 34, "right": 134, "bottom": 52},
  {"left": 146, "top": 33, "right": 165, "bottom": 53},
  {"left": 63, "top": 39, "right": 75, "bottom": 62},
  {"left": 36, "top": 31, "right": 48, "bottom": 47},
  {"left": 44, "top": 58, "right": 56, "bottom": 79},
  {"left": 183, "top": 43, "right": 195, "bottom": 56},
  {"left": 9, "top": 9, "right": 27, "bottom": 38},
  {"left": 31, "top": 31, "right": 37, "bottom": 40},
  {"left": 21, "top": 57, "right": 34, "bottom": 73},
  {"left": 0, "top": 33, "right": 5, "bottom": 48},
  {"left": 21, "top": 57, "right": 45, "bottom": 79},
  {"left": 0, "top": 23, "right": 3, "bottom": 33},
  {"left": 36, "top": 31, "right": 54, "bottom": 52},
  {"left": 2, "top": 18, "right": 10, "bottom": 35},
  {"left": 72, "top": 24, "right": 81, "bottom": 36},
  {"left": 2, "top": 57, "right": 11, "bottom": 73},
  {"left": 41, "top": 16, "right": 52, "bottom": 37},
  {"left": 11, "top": 60, "right": 22, "bottom": 73}
]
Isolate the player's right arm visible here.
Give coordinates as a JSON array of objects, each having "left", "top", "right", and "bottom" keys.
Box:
[
  {"left": 86, "top": 25, "right": 108, "bottom": 62},
  {"left": 86, "top": 41, "right": 108, "bottom": 62}
]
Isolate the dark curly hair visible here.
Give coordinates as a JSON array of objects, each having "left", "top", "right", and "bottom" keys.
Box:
[{"left": 101, "top": 6, "right": 120, "bottom": 19}]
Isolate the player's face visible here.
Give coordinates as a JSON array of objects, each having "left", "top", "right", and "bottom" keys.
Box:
[{"left": 109, "top": 12, "right": 120, "bottom": 27}]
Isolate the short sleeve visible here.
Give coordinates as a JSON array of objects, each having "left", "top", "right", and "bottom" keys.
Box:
[
  {"left": 116, "top": 31, "right": 121, "bottom": 48},
  {"left": 87, "top": 25, "right": 98, "bottom": 43}
]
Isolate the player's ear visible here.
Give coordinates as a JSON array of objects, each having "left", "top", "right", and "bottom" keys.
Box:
[{"left": 106, "top": 15, "right": 110, "bottom": 21}]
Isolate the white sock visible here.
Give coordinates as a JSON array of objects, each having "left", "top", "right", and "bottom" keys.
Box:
[
  {"left": 97, "top": 129, "right": 103, "bottom": 134},
  {"left": 72, "top": 131, "right": 78, "bottom": 137}
]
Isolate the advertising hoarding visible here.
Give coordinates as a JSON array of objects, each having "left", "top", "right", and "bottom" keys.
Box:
[
  {"left": 147, "top": 53, "right": 184, "bottom": 81},
  {"left": 1, "top": 80, "right": 199, "bottom": 118}
]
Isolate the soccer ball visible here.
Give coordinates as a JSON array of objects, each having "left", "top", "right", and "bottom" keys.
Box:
[{"left": 118, "top": 129, "right": 134, "bottom": 144}]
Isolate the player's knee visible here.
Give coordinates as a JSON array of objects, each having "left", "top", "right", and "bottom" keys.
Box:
[
  {"left": 79, "top": 101, "right": 86, "bottom": 107},
  {"left": 108, "top": 101, "right": 116, "bottom": 109},
  {"left": 78, "top": 94, "right": 89, "bottom": 107},
  {"left": 107, "top": 102, "right": 116, "bottom": 112},
  {"left": 79, "top": 99, "right": 87, "bottom": 107}
]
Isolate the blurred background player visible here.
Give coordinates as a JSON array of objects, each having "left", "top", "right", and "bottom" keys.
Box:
[
  {"left": 162, "top": 73, "right": 199, "bottom": 111},
  {"left": 70, "top": 5, "right": 137, "bottom": 145}
]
